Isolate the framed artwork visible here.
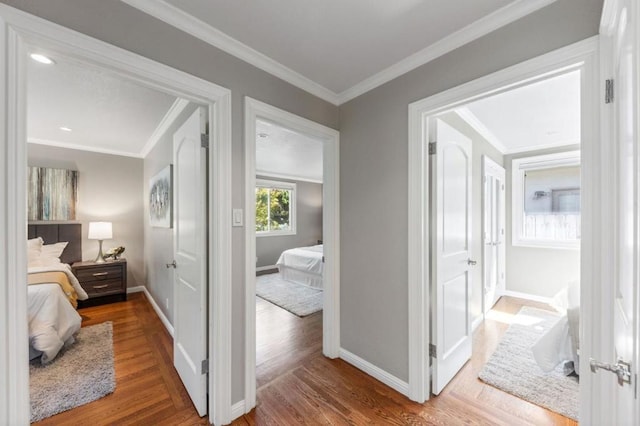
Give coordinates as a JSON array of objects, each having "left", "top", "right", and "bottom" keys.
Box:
[
  {"left": 149, "top": 164, "right": 173, "bottom": 228},
  {"left": 28, "top": 167, "right": 78, "bottom": 221}
]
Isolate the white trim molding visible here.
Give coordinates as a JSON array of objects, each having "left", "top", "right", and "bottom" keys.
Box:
[
  {"left": 256, "top": 170, "right": 323, "bottom": 184},
  {"left": 140, "top": 286, "right": 176, "bottom": 337},
  {"left": 140, "top": 98, "right": 190, "bottom": 158},
  {"left": 0, "top": 4, "right": 233, "bottom": 425},
  {"left": 339, "top": 348, "right": 409, "bottom": 396},
  {"left": 126, "top": 285, "right": 146, "bottom": 294},
  {"left": 244, "top": 97, "right": 340, "bottom": 413},
  {"left": 454, "top": 107, "right": 508, "bottom": 153},
  {"left": 407, "top": 37, "right": 598, "bottom": 409},
  {"left": 122, "top": 0, "right": 557, "bottom": 105},
  {"left": 28, "top": 137, "right": 145, "bottom": 158},
  {"left": 230, "top": 400, "right": 246, "bottom": 422}
]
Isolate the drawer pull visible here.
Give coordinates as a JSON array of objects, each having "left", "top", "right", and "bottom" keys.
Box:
[
  {"left": 92, "top": 272, "right": 109, "bottom": 277},
  {"left": 92, "top": 284, "right": 109, "bottom": 289}
]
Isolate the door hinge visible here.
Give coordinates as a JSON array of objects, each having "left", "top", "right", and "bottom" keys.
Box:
[
  {"left": 322, "top": 256, "right": 325, "bottom": 263},
  {"left": 201, "top": 359, "right": 209, "bottom": 375},
  {"left": 429, "top": 142, "right": 437, "bottom": 155},
  {"left": 429, "top": 343, "right": 437, "bottom": 358},
  {"left": 605, "top": 79, "right": 614, "bottom": 104},
  {"left": 201, "top": 133, "right": 209, "bottom": 149}
]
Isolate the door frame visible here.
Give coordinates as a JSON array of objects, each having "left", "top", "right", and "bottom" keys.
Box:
[
  {"left": 481, "top": 155, "right": 506, "bottom": 314},
  {"left": 243, "top": 97, "right": 340, "bottom": 412},
  {"left": 0, "top": 5, "right": 233, "bottom": 425},
  {"left": 407, "top": 36, "right": 599, "bottom": 422}
]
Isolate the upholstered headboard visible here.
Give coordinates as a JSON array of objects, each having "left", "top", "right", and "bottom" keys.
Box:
[{"left": 28, "top": 223, "right": 82, "bottom": 265}]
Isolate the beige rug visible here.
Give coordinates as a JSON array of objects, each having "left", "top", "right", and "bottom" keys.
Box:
[
  {"left": 478, "top": 307, "right": 578, "bottom": 420},
  {"left": 256, "top": 273, "right": 322, "bottom": 317},
  {"left": 30, "top": 322, "right": 115, "bottom": 422}
]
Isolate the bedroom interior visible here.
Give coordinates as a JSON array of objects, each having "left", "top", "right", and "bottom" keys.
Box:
[
  {"left": 4, "top": 0, "right": 637, "bottom": 425},
  {"left": 421, "top": 66, "right": 582, "bottom": 420},
  {"left": 25, "top": 46, "right": 211, "bottom": 422}
]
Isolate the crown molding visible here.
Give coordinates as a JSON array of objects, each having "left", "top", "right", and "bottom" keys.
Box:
[
  {"left": 503, "top": 139, "right": 580, "bottom": 155},
  {"left": 454, "top": 107, "right": 508, "bottom": 153},
  {"left": 122, "top": 0, "right": 557, "bottom": 106},
  {"left": 28, "top": 138, "right": 143, "bottom": 158},
  {"left": 256, "top": 170, "right": 323, "bottom": 184},
  {"left": 121, "top": 0, "right": 340, "bottom": 105},
  {"left": 337, "top": 0, "right": 558, "bottom": 104},
  {"left": 140, "top": 97, "right": 190, "bottom": 158}
]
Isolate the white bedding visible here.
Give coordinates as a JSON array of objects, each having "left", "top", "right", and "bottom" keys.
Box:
[
  {"left": 28, "top": 264, "right": 87, "bottom": 364},
  {"left": 276, "top": 245, "right": 324, "bottom": 289},
  {"left": 28, "top": 284, "right": 81, "bottom": 364}
]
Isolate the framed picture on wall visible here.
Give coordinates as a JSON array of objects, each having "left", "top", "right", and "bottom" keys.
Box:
[
  {"left": 28, "top": 167, "right": 78, "bottom": 221},
  {"left": 149, "top": 164, "right": 172, "bottom": 228}
]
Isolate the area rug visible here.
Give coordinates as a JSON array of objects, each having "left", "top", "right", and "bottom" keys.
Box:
[
  {"left": 30, "top": 321, "right": 115, "bottom": 422},
  {"left": 478, "top": 307, "right": 578, "bottom": 420},
  {"left": 256, "top": 273, "right": 322, "bottom": 317}
]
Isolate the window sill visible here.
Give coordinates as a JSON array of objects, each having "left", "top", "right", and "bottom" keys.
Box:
[
  {"left": 256, "top": 230, "right": 297, "bottom": 238},
  {"left": 512, "top": 239, "right": 580, "bottom": 250}
]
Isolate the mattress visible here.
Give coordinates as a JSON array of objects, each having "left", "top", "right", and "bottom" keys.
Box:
[{"left": 276, "top": 244, "right": 324, "bottom": 289}]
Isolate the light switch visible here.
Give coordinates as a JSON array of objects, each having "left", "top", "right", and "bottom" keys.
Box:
[{"left": 232, "top": 208, "right": 243, "bottom": 227}]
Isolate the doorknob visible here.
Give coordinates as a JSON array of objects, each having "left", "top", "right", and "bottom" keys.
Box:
[
  {"left": 467, "top": 259, "right": 477, "bottom": 266},
  {"left": 589, "top": 358, "right": 632, "bottom": 386},
  {"left": 166, "top": 260, "right": 177, "bottom": 269}
]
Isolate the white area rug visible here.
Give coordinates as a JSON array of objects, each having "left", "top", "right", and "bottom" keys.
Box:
[
  {"left": 256, "top": 272, "right": 322, "bottom": 317},
  {"left": 30, "top": 322, "right": 115, "bottom": 422},
  {"left": 479, "top": 307, "right": 579, "bottom": 420}
]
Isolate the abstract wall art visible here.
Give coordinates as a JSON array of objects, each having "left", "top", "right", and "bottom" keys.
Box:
[
  {"left": 28, "top": 167, "right": 78, "bottom": 221},
  {"left": 149, "top": 164, "right": 172, "bottom": 228}
]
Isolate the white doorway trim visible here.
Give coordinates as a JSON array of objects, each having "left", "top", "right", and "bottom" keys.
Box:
[
  {"left": 244, "top": 97, "right": 340, "bottom": 412},
  {"left": 407, "top": 36, "right": 599, "bottom": 420},
  {"left": 0, "top": 5, "right": 233, "bottom": 425}
]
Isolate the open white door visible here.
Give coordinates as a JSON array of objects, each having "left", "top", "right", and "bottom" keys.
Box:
[
  {"left": 482, "top": 156, "right": 505, "bottom": 314},
  {"left": 430, "top": 118, "right": 474, "bottom": 395},
  {"left": 594, "top": 0, "right": 639, "bottom": 423},
  {"left": 173, "top": 107, "right": 208, "bottom": 416}
]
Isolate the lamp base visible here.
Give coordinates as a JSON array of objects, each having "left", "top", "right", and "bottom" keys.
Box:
[{"left": 94, "top": 239, "right": 107, "bottom": 263}]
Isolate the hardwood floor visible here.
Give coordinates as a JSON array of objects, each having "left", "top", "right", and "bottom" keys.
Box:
[
  {"left": 33, "top": 292, "right": 577, "bottom": 425},
  {"left": 234, "top": 296, "right": 577, "bottom": 426},
  {"left": 33, "top": 292, "right": 207, "bottom": 426}
]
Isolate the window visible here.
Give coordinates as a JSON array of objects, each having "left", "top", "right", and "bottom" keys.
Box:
[
  {"left": 512, "top": 151, "right": 580, "bottom": 249},
  {"left": 255, "top": 179, "right": 296, "bottom": 236}
]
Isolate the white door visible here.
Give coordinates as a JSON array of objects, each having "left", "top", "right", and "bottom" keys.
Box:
[
  {"left": 173, "top": 108, "right": 208, "bottom": 416},
  {"left": 482, "top": 156, "right": 505, "bottom": 314},
  {"left": 430, "top": 118, "right": 474, "bottom": 395},
  {"left": 597, "top": 0, "right": 639, "bottom": 423}
]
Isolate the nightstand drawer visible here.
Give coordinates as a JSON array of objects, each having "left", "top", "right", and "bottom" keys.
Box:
[
  {"left": 75, "top": 265, "right": 122, "bottom": 282},
  {"left": 85, "top": 279, "right": 124, "bottom": 296}
]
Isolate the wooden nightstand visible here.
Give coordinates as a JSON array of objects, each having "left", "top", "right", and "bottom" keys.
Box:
[{"left": 72, "top": 259, "right": 127, "bottom": 307}]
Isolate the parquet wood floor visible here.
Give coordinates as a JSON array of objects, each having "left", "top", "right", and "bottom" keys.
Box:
[{"left": 32, "top": 291, "right": 577, "bottom": 425}]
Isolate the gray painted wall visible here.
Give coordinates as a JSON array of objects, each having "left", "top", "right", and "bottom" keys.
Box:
[
  {"left": 338, "top": 0, "right": 602, "bottom": 381},
  {"left": 439, "top": 112, "right": 504, "bottom": 323},
  {"left": 504, "top": 145, "right": 581, "bottom": 298},
  {"left": 4, "top": 0, "right": 339, "bottom": 403},
  {"left": 27, "top": 144, "right": 144, "bottom": 287},
  {"left": 143, "top": 102, "right": 200, "bottom": 324},
  {"left": 255, "top": 176, "right": 323, "bottom": 268}
]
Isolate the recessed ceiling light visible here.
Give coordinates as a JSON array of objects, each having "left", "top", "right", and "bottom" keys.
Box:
[
  {"left": 30, "top": 53, "right": 55, "bottom": 65},
  {"left": 59, "top": 126, "right": 72, "bottom": 132}
]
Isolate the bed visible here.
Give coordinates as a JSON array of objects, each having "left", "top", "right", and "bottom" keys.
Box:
[
  {"left": 531, "top": 280, "right": 580, "bottom": 376},
  {"left": 27, "top": 223, "right": 88, "bottom": 364},
  {"left": 276, "top": 244, "right": 324, "bottom": 289}
]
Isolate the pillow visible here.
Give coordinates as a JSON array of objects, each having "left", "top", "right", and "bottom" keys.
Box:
[
  {"left": 27, "top": 237, "right": 43, "bottom": 265},
  {"left": 40, "top": 242, "right": 68, "bottom": 259},
  {"left": 28, "top": 242, "right": 68, "bottom": 268}
]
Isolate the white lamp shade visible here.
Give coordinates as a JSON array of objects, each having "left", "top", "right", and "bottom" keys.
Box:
[{"left": 88, "top": 222, "right": 113, "bottom": 240}]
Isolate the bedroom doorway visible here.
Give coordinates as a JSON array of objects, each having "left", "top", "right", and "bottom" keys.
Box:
[
  {"left": 243, "top": 97, "right": 340, "bottom": 412},
  {"left": 407, "top": 38, "right": 598, "bottom": 423}
]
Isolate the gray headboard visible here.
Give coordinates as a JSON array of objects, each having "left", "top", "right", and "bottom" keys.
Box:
[{"left": 28, "top": 223, "right": 82, "bottom": 265}]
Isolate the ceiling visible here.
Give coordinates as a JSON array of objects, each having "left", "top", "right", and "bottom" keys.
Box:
[
  {"left": 256, "top": 120, "right": 323, "bottom": 183},
  {"left": 457, "top": 70, "right": 581, "bottom": 153},
  {"left": 28, "top": 53, "right": 179, "bottom": 157},
  {"left": 124, "top": 0, "right": 556, "bottom": 104}
]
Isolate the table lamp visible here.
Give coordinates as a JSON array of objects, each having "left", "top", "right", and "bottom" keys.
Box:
[{"left": 88, "top": 221, "right": 112, "bottom": 263}]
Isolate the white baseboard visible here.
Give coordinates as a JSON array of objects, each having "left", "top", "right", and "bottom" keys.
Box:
[
  {"left": 472, "top": 315, "right": 483, "bottom": 331},
  {"left": 256, "top": 264, "right": 277, "bottom": 272},
  {"left": 126, "top": 286, "right": 145, "bottom": 294},
  {"left": 339, "top": 348, "right": 409, "bottom": 396},
  {"left": 138, "top": 286, "right": 175, "bottom": 337},
  {"left": 503, "top": 290, "right": 552, "bottom": 305},
  {"left": 230, "top": 399, "right": 246, "bottom": 421}
]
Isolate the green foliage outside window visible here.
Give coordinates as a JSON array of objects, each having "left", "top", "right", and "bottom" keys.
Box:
[{"left": 256, "top": 187, "right": 291, "bottom": 232}]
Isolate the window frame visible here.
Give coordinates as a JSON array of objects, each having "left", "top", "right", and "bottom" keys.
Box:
[
  {"left": 512, "top": 150, "right": 581, "bottom": 250},
  {"left": 255, "top": 178, "right": 297, "bottom": 237}
]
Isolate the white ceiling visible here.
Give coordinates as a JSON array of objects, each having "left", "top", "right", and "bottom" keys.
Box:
[
  {"left": 256, "top": 120, "right": 323, "bottom": 183},
  {"left": 124, "top": 0, "right": 555, "bottom": 104},
  {"left": 28, "top": 54, "right": 179, "bottom": 157},
  {"left": 458, "top": 70, "right": 581, "bottom": 153}
]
